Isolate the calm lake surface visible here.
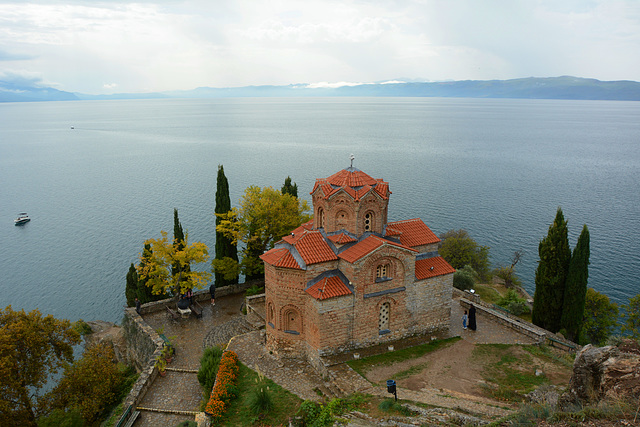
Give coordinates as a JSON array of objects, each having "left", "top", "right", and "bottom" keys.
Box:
[{"left": 1, "top": 97, "right": 639, "bottom": 323}]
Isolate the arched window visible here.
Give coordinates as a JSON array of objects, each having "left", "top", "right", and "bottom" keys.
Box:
[
  {"left": 379, "top": 302, "right": 390, "bottom": 333},
  {"left": 376, "top": 263, "right": 389, "bottom": 279},
  {"left": 364, "top": 211, "right": 373, "bottom": 232},
  {"left": 317, "top": 207, "right": 324, "bottom": 228},
  {"left": 267, "top": 302, "right": 275, "bottom": 328},
  {"left": 283, "top": 307, "right": 302, "bottom": 334}
]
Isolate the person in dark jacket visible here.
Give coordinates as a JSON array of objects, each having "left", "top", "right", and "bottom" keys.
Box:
[
  {"left": 468, "top": 304, "right": 477, "bottom": 331},
  {"left": 210, "top": 283, "right": 216, "bottom": 306}
]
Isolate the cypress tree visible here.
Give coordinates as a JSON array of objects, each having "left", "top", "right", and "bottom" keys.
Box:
[
  {"left": 125, "top": 263, "right": 138, "bottom": 307},
  {"left": 215, "top": 165, "right": 238, "bottom": 286},
  {"left": 281, "top": 176, "right": 298, "bottom": 198},
  {"left": 532, "top": 207, "right": 571, "bottom": 332},
  {"left": 561, "top": 224, "right": 590, "bottom": 341},
  {"left": 172, "top": 208, "right": 189, "bottom": 293}
]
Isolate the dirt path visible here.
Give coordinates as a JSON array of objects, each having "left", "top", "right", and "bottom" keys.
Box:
[
  {"left": 364, "top": 338, "right": 486, "bottom": 397},
  {"left": 364, "top": 337, "right": 571, "bottom": 397}
]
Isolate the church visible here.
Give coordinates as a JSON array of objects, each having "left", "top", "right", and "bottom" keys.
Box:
[{"left": 260, "top": 166, "right": 455, "bottom": 371}]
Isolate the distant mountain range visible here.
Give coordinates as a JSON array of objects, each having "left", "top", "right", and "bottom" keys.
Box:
[{"left": 2, "top": 76, "right": 640, "bottom": 102}]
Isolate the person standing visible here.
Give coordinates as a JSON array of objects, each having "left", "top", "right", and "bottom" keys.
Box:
[
  {"left": 135, "top": 298, "right": 141, "bottom": 315},
  {"left": 468, "top": 304, "right": 477, "bottom": 331},
  {"left": 462, "top": 310, "right": 468, "bottom": 330},
  {"left": 210, "top": 283, "right": 216, "bottom": 306}
]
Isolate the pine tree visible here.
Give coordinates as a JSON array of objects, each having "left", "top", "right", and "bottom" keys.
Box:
[
  {"left": 125, "top": 263, "right": 138, "bottom": 307},
  {"left": 561, "top": 224, "right": 590, "bottom": 341},
  {"left": 532, "top": 207, "right": 571, "bottom": 332},
  {"left": 215, "top": 165, "right": 238, "bottom": 286},
  {"left": 281, "top": 176, "right": 298, "bottom": 198}
]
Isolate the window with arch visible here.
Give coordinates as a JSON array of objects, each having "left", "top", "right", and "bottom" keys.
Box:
[
  {"left": 267, "top": 302, "right": 275, "bottom": 328},
  {"left": 376, "top": 263, "right": 390, "bottom": 280},
  {"left": 364, "top": 211, "right": 374, "bottom": 232},
  {"left": 283, "top": 307, "right": 302, "bottom": 335},
  {"left": 317, "top": 207, "right": 324, "bottom": 228},
  {"left": 379, "top": 302, "right": 390, "bottom": 333}
]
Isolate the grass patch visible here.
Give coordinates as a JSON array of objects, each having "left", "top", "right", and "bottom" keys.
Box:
[
  {"left": 297, "top": 393, "right": 370, "bottom": 426},
  {"left": 491, "top": 397, "right": 639, "bottom": 426},
  {"left": 378, "top": 398, "right": 416, "bottom": 416},
  {"left": 473, "top": 284, "right": 504, "bottom": 304},
  {"left": 473, "top": 344, "right": 548, "bottom": 402},
  {"left": 220, "top": 362, "right": 302, "bottom": 426},
  {"left": 394, "top": 362, "right": 430, "bottom": 380},
  {"left": 522, "top": 344, "right": 574, "bottom": 368},
  {"left": 347, "top": 336, "right": 461, "bottom": 377},
  {"left": 550, "top": 398, "right": 637, "bottom": 423}
]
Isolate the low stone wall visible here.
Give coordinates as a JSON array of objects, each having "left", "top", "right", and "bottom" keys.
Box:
[
  {"left": 136, "top": 280, "right": 261, "bottom": 316},
  {"left": 245, "top": 293, "right": 265, "bottom": 317}
]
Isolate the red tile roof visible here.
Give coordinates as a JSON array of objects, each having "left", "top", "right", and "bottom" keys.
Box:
[
  {"left": 260, "top": 248, "right": 302, "bottom": 269},
  {"left": 327, "top": 169, "right": 378, "bottom": 187},
  {"left": 281, "top": 230, "right": 338, "bottom": 265},
  {"left": 338, "top": 235, "right": 416, "bottom": 263},
  {"left": 386, "top": 219, "right": 440, "bottom": 248},
  {"left": 385, "top": 226, "right": 402, "bottom": 237},
  {"left": 305, "top": 276, "right": 352, "bottom": 300},
  {"left": 311, "top": 169, "right": 390, "bottom": 201},
  {"left": 415, "top": 256, "right": 456, "bottom": 279},
  {"left": 328, "top": 233, "right": 357, "bottom": 245},
  {"left": 291, "top": 220, "right": 313, "bottom": 234}
]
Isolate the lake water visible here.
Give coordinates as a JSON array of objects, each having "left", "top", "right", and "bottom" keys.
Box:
[{"left": 1, "top": 97, "right": 639, "bottom": 323}]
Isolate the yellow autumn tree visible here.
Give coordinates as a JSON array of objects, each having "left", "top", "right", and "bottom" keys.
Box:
[
  {"left": 138, "top": 230, "right": 211, "bottom": 296},
  {"left": 0, "top": 306, "right": 81, "bottom": 426},
  {"left": 213, "top": 186, "right": 310, "bottom": 281}
]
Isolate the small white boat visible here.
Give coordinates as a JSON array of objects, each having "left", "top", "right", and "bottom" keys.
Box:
[{"left": 14, "top": 213, "right": 30, "bottom": 225}]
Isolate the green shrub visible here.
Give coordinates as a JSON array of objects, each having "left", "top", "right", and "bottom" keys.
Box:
[
  {"left": 174, "top": 422, "right": 198, "bottom": 427},
  {"left": 497, "top": 289, "right": 530, "bottom": 315},
  {"left": 453, "top": 265, "right": 477, "bottom": 291},
  {"left": 197, "top": 346, "right": 223, "bottom": 392},
  {"left": 72, "top": 319, "right": 93, "bottom": 336},
  {"left": 246, "top": 285, "right": 264, "bottom": 296},
  {"left": 297, "top": 400, "right": 320, "bottom": 425}
]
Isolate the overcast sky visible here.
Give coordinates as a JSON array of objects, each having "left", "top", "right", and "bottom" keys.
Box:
[{"left": 1, "top": 0, "right": 639, "bottom": 94}]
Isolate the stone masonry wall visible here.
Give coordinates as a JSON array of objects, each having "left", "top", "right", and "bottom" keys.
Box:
[{"left": 122, "top": 307, "right": 164, "bottom": 371}]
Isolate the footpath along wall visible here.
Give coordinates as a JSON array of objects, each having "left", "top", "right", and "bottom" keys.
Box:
[{"left": 453, "top": 288, "right": 578, "bottom": 352}]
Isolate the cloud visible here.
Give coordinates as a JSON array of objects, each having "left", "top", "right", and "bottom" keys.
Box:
[
  {"left": 0, "top": 0, "right": 639, "bottom": 94},
  {"left": 306, "top": 81, "right": 364, "bottom": 89},
  {"left": 0, "top": 70, "right": 46, "bottom": 87},
  {"left": 0, "top": 50, "right": 33, "bottom": 61}
]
